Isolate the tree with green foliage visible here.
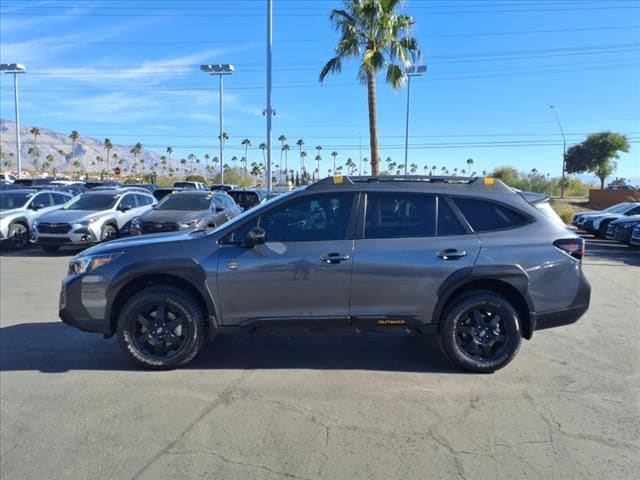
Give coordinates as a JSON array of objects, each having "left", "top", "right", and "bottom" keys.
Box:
[
  {"left": 565, "top": 131, "right": 630, "bottom": 189},
  {"left": 320, "top": 0, "right": 420, "bottom": 176}
]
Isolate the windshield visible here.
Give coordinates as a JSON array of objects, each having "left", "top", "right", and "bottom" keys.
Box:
[
  {"left": 63, "top": 193, "right": 118, "bottom": 211},
  {"left": 0, "top": 192, "right": 33, "bottom": 210},
  {"left": 605, "top": 203, "right": 630, "bottom": 213},
  {"left": 156, "top": 193, "right": 212, "bottom": 211}
]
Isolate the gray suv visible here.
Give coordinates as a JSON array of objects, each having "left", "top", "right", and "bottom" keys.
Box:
[{"left": 59, "top": 176, "right": 590, "bottom": 372}]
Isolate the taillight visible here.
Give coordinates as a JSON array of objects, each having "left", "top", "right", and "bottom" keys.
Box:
[{"left": 554, "top": 238, "right": 585, "bottom": 259}]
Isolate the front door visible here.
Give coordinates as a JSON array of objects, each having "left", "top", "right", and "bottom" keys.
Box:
[
  {"left": 350, "top": 192, "right": 481, "bottom": 325},
  {"left": 216, "top": 192, "right": 357, "bottom": 326}
]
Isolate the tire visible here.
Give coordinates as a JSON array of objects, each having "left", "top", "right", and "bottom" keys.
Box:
[
  {"left": 41, "top": 244, "right": 60, "bottom": 253},
  {"left": 440, "top": 291, "right": 521, "bottom": 373},
  {"left": 596, "top": 222, "right": 609, "bottom": 239},
  {"left": 7, "top": 222, "right": 29, "bottom": 249},
  {"left": 117, "top": 286, "right": 208, "bottom": 369},
  {"left": 100, "top": 224, "right": 118, "bottom": 242}
]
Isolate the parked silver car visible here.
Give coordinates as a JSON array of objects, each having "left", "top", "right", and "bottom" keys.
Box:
[
  {"left": 33, "top": 189, "right": 156, "bottom": 252},
  {"left": 0, "top": 189, "right": 73, "bottom": 248}
]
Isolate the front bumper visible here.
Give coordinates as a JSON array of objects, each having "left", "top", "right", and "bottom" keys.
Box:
[
  {"left": 36, "top": 230, "right": 98, "bottom": 246},
  {"left": 59, "top": 273, "right": 112, "bottom": 336},
  {"left": 534, "top": 269, "right": 591, "bottom": 331}
]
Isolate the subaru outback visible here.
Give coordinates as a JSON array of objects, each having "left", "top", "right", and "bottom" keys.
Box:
[{"left": 59, "top": 176, "right": 590, "bottom": 373}]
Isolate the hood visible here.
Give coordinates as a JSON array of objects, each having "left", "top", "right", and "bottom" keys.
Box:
[
  {"left": 139, "top": 209, "right": 209, "bottom": 224},
  {"left": 80, "top": 230, "right": 199, "bottom": 257},
  {"left": 37, "top": 209, "right": 112, "bottom": 224},
  {"left": 0, "top": 207, "right": 27, "bottom": 217}
]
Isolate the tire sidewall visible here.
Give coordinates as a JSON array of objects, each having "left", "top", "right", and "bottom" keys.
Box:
[
  {"left": 9, "top": 222, "right": 29, "bottom": 249},
  {"left": 101, "top": 224, "right": 117, "bottom": 242},
  {"left": 117, "top": 289, "right": 203, "bottom": 369},
  {"left": 442, "top": 293, "right": 521, "bottom": 373}
]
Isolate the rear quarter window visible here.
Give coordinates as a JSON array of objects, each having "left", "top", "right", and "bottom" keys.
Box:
[{"left": 453, "top": 197, "right": 528, "bottom": 232}]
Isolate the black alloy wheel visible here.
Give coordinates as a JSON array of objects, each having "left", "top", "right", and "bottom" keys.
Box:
[
  {"left": 440, "top": 291, "right": 521, "bottom": 373},
  {"left": 117, "top": 286, "right": 207, "bottom": 369}
]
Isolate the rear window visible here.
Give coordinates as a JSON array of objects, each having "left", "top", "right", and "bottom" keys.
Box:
[{"left": 453, "top": 197, "right": 528, "bottom": 232}]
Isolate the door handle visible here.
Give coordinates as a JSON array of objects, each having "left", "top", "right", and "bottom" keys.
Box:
[
  {"left": 320, "top": 253, "right": 350, "bottom": 264},
  {"left": 437, "top": 249, "right": 467, "bottom": 260}
]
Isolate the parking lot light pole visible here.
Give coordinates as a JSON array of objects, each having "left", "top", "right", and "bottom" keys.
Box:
[
  {"left": 201, "top": 64, "right": 234, "bottom": 184},
  {"left": 1, "top": 63, "right": 26, "bottom": 179},
  {"left": 550, "top": 105, "right": 567, "bottom": 199},
  {"left": 404, "top": 65, "right": 426, "bottom": 173}
]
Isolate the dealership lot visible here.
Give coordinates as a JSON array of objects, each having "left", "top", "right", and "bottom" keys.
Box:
[{"left": 1, "top": 238, "right": 638, "bottom": 480}]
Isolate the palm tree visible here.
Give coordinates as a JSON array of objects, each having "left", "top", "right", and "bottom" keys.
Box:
[
  {"left": 231, "top": 156, "right": 238, "bottom": 169},
  {"left": 27, "top": 147, "right": 39, "bottom": 172},
  {"left": 29, "top": 127, "right": 41, "bottom": 171},
  {"left": 69, "top": 130, "right": 79, "bottom": 168},
  {"left": 71, "top": 160, "right": 81, "bottom": 179},
  {"left": 188, "top": 153, "right": 196, "bottom": 173},
  {"left": 131, "top": 143, "right": 143, "bottom": 172},
  {"left": 166, "top": 146, "right": 173, "bottom": 172},
  {"left": 296, "top": 138, "right": 304, "bottom": 170},
  {"left": 331, "top": 151, "right": 339, "bottom": 173},
  {"left": 441, "top": 166, "right": 447, "bottom": 176},
  {"left": 300, "top": 150, "right": 308, "bottom": 172},
  {"left": 179, "top": 158, "right": 187, "bottom": 177},
  {"left": 282, "top": 143, "right": 290, "bottom": 173},
  {"left": 44, "top": 154, "right": 54, "bottom": 173},
  {"left": 314, "top": 154, "right": 322, "bottom": 180},
  {"left": 320, "top": 0, "right": 420, "bottom": 176},
  {"left": 410, "top": 163, "right": 418, "bottom": 175},
  {"left": 431, "top": 165, "right": 437, "bottom": 176},
  {"left": 241, "top": 138, "right": 252, "bottom": 165},
  {"left": 277, "top": 135, "right": 287, "bottom": 172},
  {"left": 218, "top": 132, "right": 229, "bottom": 144},
  {"left": 213, "top": 156, "right": 220, "bottom": 176},
  {"left": 466, "top": 158, "right": 474, "bottom": 178},
  {"left": 160, "top": 155, "right": 168, "bottom": 175},
  {"left": 103, "top": 138, "right": 113, "bottom": 178}
]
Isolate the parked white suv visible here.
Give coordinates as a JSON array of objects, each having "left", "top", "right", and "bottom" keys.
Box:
[
  {"left": 0, "top": 189, "right": 73, "bottom": 248},
  {"left": 33, "top": 189, "right": 156, "bottom": 252}
]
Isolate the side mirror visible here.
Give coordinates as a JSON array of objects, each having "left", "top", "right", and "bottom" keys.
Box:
[
  {"left": 244, "top": 226, "right": 266, "bottom": 248},
  {"left": 118, "top": 205, "right": 132, "bottom": 212},
  {"left": 216, "top": 206, "right": 225, "bottom": 213},
  {"left": 30, "top": 203, "right": 45, "bottom": 211}
]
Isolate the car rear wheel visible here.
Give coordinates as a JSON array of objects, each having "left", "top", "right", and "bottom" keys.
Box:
[
  {"left": 440, "top": 291, "right": 521, "bottom": 373},
  {"left": 8, "top": 222, "right": 29, "bottom": 249},
  {"left": 117, "top": 286, "right": 207, "bottom": 369}
]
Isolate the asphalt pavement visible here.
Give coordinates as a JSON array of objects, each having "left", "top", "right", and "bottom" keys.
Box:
[{"left": 1, "top": 237, "right": 638, "bottom": 480}]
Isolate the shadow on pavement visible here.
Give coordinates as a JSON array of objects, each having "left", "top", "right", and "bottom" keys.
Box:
[
  {"left": 0, "top": 322, "right": 460, "bottom": 374},
  {"left": 582, "top": 234, "right": 640, "bottom": 267},
  {"left": 0, "top": 245, "right": 81, "bottom": 258}
]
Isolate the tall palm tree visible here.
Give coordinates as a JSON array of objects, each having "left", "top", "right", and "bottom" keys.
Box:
[
  {"left": 179, "top": 158, "right": 187, "bottom": 177},
  {"left": 188, "top": 153, "right": 196, "bottom": 173},
  {"left": 166, "top": 146, "right": 173, "bottom": 172},
  {"left": 231, "top": 156, "right": 238, "bottom": 168},
  {"left": 466, "top": 158, "right": 474, "bottom": 178},
  {"left": 27, "top": 147, "right": 39, "bottom": 172},
  {"left": 410, "top": 163, "right": 418, "bottom": 175},
  {"left": 320, "top": 0, "right": 420, "bottom": 176},
  {"left": 103, "top": 138, "right": 113, "bottom": 178},
  {"left": 282, "top": 143, "right": 290, "bottom": 173},
  {"left": 277, "top": 135, "right": 287, "bottom": 172},
  {"left": 431, "top": 164, "right": 437, "bottom": 176},
  {"left": 160, "top": 155, "right": 168, "bottom": 175},
  {"left": 300, "top": 150, "right": 308, "bottom": 172},
  {"left": 296, "top": 138, "right": 304, "bottom": 170},
  {"left": 315, "top": 145, "right": 322, "bottom": 168},
  {"left": 258, "top": 143, "right": 267, "bottom": 164},
  {"left": 71, "top": 159, "right": 81, "bottom": 179},
  {"left": 241, "top": 138, "right": 252, "bottom": 165},
  {"left": 45, "top": 154, "right": 54, "bottom": 173},
  {"left": 29, "top": 127, "right": 41, "bottom": 171},
  {"left": 204, "top": 153, "right": 210, "bottom": 173},
  {"left": 331, "top": 151, "right": 339, "bottom": 173},
  {"left": 131, "top": 143, "right": 143, "bottom": 171},
  {"left": 69, "top": 130, "right": 79, "bottom": 168},
  {"left": 218, "top": 132, "right": 229, "bottom": 144},
  {"left": 315, "top": 154, "right": 322, "bottom": 180}
]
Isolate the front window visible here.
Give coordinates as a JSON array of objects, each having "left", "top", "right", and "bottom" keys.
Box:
[
  {"left": 156, "top": 193, "right": 213, "bottom": 211},
  {"left": 0, "top": 192, "right": 33, "bottom": 210},
  {"left": 63, "top": 194, "right": 119, "bottom": 211}
]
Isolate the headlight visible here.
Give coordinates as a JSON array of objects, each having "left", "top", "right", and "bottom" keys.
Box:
[
  {"left": 68, "top": 253, "right": 122, "bottom": 275},
  {"left": 76, "top": 218, "right": 98, "bottom": 227},
  {"left": 180, "top": 219, "right": 200, "bottom": 229}
]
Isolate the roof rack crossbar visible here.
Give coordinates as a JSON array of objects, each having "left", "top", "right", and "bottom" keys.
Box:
[{"left": 308, "top": 175, "right": 512, "bottom": 192}]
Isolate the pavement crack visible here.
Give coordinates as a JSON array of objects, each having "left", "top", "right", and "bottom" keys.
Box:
[
  {"left": 165, "top": 449, "right": 312, "bottom": 480},
  {"left": 131, "top": 370, "right": 252, "bottom": 480}
]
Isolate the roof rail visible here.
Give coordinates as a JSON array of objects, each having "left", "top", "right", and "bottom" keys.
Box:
[{"left": 309, "top": 175, "right": 513, "bottom": 192}]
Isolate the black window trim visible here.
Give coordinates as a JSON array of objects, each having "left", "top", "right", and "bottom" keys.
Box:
[
  {"left": 448, "top": 195, "right": 535, "bottom": 233},
  {"left": 218, "top": 191, "right": 360, "bottom": 245},
  {"left": 357, "top": 192, "right": 472, "bottom": 239}
]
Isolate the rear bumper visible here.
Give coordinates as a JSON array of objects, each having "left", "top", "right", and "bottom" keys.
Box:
[{"left": 533, "top": 269, "right": 591, "bottom": 331}]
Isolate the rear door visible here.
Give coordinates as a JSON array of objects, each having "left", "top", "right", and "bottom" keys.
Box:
[{"left": 350, "top": 192, "right": 481, "bottom": 325}]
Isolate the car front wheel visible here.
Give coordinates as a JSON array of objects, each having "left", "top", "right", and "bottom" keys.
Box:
[
  {"left": 8, "top": 222, "right": 29, "bottom": 249},
  {"left": 117, "top": 286, "right": 207, "bottom": 369},
  {"left": 440, "top": 291, "right": 521, "bottom": 373}
]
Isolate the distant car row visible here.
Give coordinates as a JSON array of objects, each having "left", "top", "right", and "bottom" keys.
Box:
[
  {"left": 0, "top": 181, "right": 267, "bottom": 250},
  {"left": 572, "top": 201, "right": 640, "bottom": 247}
]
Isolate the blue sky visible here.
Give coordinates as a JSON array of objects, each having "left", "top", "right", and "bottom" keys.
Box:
[{"left": 1, "top": 0, "right": 639, "bottom": 182}]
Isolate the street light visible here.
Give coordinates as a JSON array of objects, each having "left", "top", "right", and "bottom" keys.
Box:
[
  {"left": 201, "top": 64, "right": 234, "bottom": 184},
  {"left": 404, "top": 64, "right": 427, "bottom": 173},
  {"left": 550, "top": 105, "right": 567, "bottom": 198},
  {"left": 1, "top": 63, "right": 26, "bottom": 179}
]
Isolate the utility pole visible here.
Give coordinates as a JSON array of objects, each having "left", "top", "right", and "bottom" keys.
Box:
[
  {"left": 550, "top": 105, "right": 567, "bottom": 199},
  {"left": 265, "top": 0, "right": 274, "bottom": 194},
  {"left": 403, "top": 65, "right": 426, "bottom": 173}
]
